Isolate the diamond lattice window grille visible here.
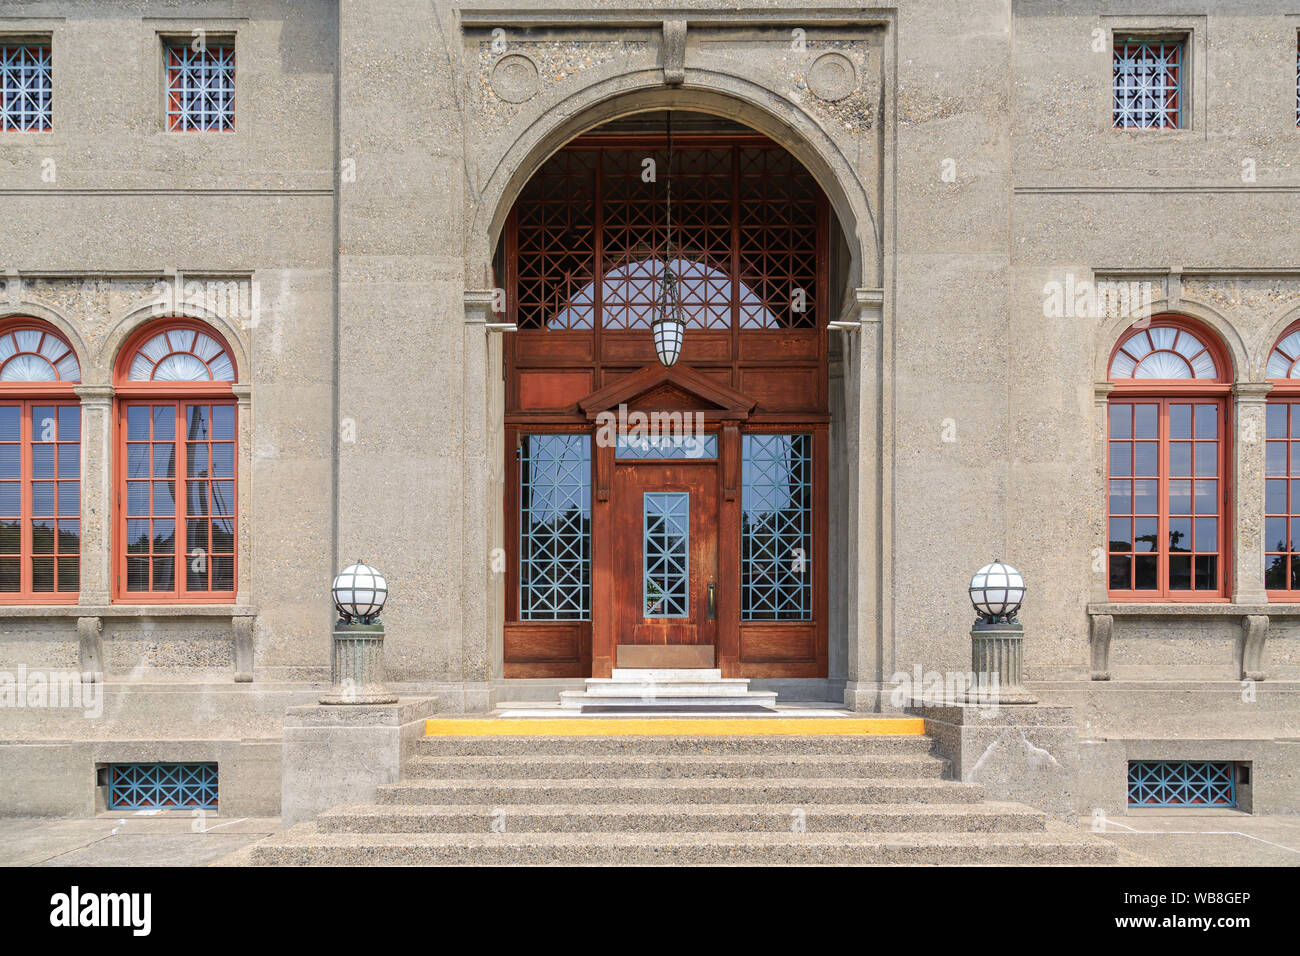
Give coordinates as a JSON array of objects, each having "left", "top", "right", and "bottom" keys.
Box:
[
  {"left": 643, "top": 491, "right": 689, "bottom": 617},
  {"left": 616, "top": 433, "right": 717, "bottom": 460},
  {"left": 1127, "top": 760, "right": 1236, "bottom": 808},
  {"left": 108, "top": 762, "right": 218, "bottom": 811},
  {"left": 741, "top": 433, "right": 812, "bottom": 621},
  {"left": 166, "top": 42, "right": 235, "bottom": 132},
  {"left": 519, "top": 434, "right": 591, "bottom": 620},
  {"left": 0, "top": 44, "right": 52, "bottom": 132},
  {"left": 1113, "top": 41, "right": 1183, "bottom": 129}
]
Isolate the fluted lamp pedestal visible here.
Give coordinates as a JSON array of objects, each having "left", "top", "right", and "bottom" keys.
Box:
[{"left": 320, "top": 622, "right": 398, "bottom": 705}]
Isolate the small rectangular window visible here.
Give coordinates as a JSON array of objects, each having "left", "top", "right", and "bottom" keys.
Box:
[
  {"left": 107, "top": 762, "right": 218, "bottom": 811},
  {"left": 165, "top": 40, "right": 234, "bottom": 132},
  {"left": 1128, "top": 760, "right": 1235, "bottom": 808},
  {"left": 0, "top": 43, "right": 52, "bottom": 132},
  {"left": 1113, "top": 39, "right": 1184, "bottom": 129}
]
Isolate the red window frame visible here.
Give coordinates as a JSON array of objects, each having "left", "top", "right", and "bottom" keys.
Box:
[
  {"left": 1106, "top": 317, "right": 1232, "bottom": 602},
  {"left": 113, "top": 320, "right": 238, "bottom": 604},
  {"left": 0, "top": 320, "right": 82, "bottom": 604},
  {"left": 1264, "top": 319, "right": 1300, "bottom": 599}
]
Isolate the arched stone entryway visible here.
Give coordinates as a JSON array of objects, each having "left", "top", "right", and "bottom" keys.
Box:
[{"left": 457, "top": 78, "right": 888, "bottom": 704}]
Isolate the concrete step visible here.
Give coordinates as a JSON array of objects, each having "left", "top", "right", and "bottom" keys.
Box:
[
  {"left": 609, "top": 669, "right": 722, "bottom": 680},
  {"left": 248, "top": 821, "right": 1118, "bottom": 865},
  {"left": 401, "top": 753, "right": 948, "bottom": 780},
  {"left": 577, "top": 680, "right": 759, "bottom": 697},
  {"left": 412, "top": 734, "right": 936, "bottom": 757},
  {"left": 559, "top": 691, "right": 778, "bottom": 709},
  {"left": 375, "top": 776, "right": 986, "bottom": 806},
  {"left": 316, "top": 801, "right": 1049, "bottom": 834}
]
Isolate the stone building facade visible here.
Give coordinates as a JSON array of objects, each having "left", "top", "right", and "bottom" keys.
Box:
[{"left": 0, "top": 0, "right": 1297, "bottom": 819}]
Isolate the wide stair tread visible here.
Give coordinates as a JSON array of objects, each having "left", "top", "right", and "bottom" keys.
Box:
[
  {"left": 376, "top": 776, "right": 986, "bottom": 805},
  {"left": 402, "top": 753, "right": 947, "bottom": 779},
  {"left": 413, "top": 734, "right": 936, "bottom": 756},
  {"left": 317, "top": 800, "right": 1049, "bottom": 833},
  {"left": 249, "top": 820, "right": 1117, "bottom": 865}
]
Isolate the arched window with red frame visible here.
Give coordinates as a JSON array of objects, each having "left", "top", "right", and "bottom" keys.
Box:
[
  {"left": 1263, "top": 320, "right": 1300, "bottom": 596},
  {"left": 1107, "top": 316, "right": 1231, "bottom": 600},
  {"left": 115, "top": 320, "right": 237, "bottom": 603},
  {"left": 0, "top": 319, "right": 83, "bottom": 603}
]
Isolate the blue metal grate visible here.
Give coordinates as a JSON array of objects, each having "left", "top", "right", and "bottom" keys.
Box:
[
  {"left": 0, "top": 44, "right": 52, "bottom": 132},
  {"left": 1113, "top": 41, "right": 1183, "bottom": 129},
  {"left": 108, "top": 762, "right": 218, "bottom": 811},
  {"left": 616, "top": 433, "right": 716, "bottom": 459},
  {"left": 1128, "top": 760, "right": 1236, "bottom": 808},
  {"left": 519, "top": 434, "right": 591, "bottom": 620},
  {"left": 166, "top": 43, "right": 235, "bottom": 132},
  {"left": 643, "top": 492, "right": 689, "bottom": 617},
  {"left": 741, "top": 434, "right": 812, "bottom": 620}
]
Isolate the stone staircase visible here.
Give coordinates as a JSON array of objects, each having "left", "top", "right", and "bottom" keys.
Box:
[{"left": 245, "top": 731, "right": 1118, "bottom": 865}]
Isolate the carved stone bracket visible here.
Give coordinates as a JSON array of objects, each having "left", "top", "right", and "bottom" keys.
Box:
[
  {"left": 233, "top": 614, "right": 256, "bottom": 682},
  {"left": 662, "top": 20, "right": 686, "bottom": 85},
  {"left": 1240, "top": 614, "right": 1268, "bottom": 682},
  {"left": 76, "top": 616, "right": 103, "bottom": 683},
  {"left": 1089, "top": 613, "right": 1112, "bottom": 680}
]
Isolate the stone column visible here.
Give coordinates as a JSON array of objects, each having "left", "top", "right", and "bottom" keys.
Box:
[
  {"left": 844, "top": 288, "right": 885, "bottom": 711},
  {"left": 232, "top": 383, "right": 253, "bottom": 607},
  {"left": 459, "top": 290, "right": 502, "bottom": 710},
  {"left": 1090, "top": 382, "right": 1114, "bottom": 604},
  {"left": 74, "top": 385, "right": 113, "bottom": 605},
  {"left": 1232, "top": 383, "right": 1271, "bottom": 604}
]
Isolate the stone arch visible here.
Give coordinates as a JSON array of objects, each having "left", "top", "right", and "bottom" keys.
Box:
[
  {"left": 465, "top": 70, "right": 880, "bottom": 294},
  {"left": 1254, "top": 300, "right": 1300, "bottom": 380},
  {"left": 1095, "top": 299, "right": 1248, "bottom": 385},
  {"left": 100, "top": 303, "right": 250, "bottom": 386},
  {"left": 0, "top": 302, "right": 91, "bottom": 382}
]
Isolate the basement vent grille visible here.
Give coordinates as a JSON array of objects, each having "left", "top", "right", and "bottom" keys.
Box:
[
  {"left": 1127, "top": 760, "right": 1235, "bottom": 808},
  {"left": 107, "top": 762, "right": 218, "bottom": 811}
]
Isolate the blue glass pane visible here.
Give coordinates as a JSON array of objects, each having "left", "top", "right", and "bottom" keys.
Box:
[
  {"left": 519, "top": 434, "right": 591, "bottom": 620},
  {"left": 107, "top": 762, "right": 218, "bottom": 811},
  {"left": 742, "top": 434, "right": 812, "bottom": 621},
  {"left": 616, "top": 433, "right": 717, "bottom": 459},
  {"left": 643, "top": 492, "right": 689, "bottom": 618},
  {"left": 1127, "top": 760, "right": 1235, "bottom": 808}
]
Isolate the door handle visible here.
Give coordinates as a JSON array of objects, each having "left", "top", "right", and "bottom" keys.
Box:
[{"left": 707, "top": 582, "right": 716, "bottom": 620}]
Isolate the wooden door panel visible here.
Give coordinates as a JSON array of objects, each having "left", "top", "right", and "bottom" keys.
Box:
[{"left": 613, "top": 463, "right": 719, "bottom": 650}]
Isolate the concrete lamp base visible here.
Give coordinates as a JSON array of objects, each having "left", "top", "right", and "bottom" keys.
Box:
[
  {"left": 320, "top": 622, "right": 398, "bottom": 705},
  {"left": 969, "top": 621, "right": 1038, "bottom": 705}
]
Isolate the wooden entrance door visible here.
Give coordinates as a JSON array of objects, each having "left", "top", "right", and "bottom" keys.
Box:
[{"left": 612, "top": 462, "right": 719, "bottom": 666}]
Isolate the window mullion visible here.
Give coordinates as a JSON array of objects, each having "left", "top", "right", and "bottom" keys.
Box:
[
  {"left": 1158, "top": 398, "right": 1170, "bottom": 598},
  {"left": 175, "top": 403, "right": 186, "bottom": 601},
  {"left": 20, "top": 400, "right": 31, "bottom": 599}
]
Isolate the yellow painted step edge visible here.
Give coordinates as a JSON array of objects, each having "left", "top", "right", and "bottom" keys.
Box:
[{"left": 425, "top": 717, "right": 925, "bottom": 736}]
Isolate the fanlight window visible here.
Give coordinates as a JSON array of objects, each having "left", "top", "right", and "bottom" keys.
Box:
[
  {"left": 1267, "top": 329, "right": 1300, "bottom": 379},
  {"left": 1110, "top": 326, "right": 1218, "bottom": 380},
  {"left": 128, "top": 328, "right": 234, "bottom": 383},
  {"left": 0, "top": 328, "right": 80, "bottom": 382},
  {"left": 552, "top": 258, "right": 769, "bottom": 331}
]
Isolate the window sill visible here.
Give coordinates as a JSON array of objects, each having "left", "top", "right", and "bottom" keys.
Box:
[
  {"left": 1087, "top": 603, "right": 1300, "bottom": 617},
  {"left": 0, "top": 604, "right": 255, "bottom": 619}
]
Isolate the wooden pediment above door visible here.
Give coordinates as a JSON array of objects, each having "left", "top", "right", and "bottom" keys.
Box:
[{"left": 577, "top": 364, "right": 757, "bottom": 423}]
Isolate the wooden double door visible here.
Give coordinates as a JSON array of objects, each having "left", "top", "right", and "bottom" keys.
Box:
[{"left": 611, "top": 461, "right": 719, "bottom": 668}]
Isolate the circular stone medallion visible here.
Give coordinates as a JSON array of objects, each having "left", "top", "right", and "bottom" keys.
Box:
[
  {"left": 490, "top": 53, "right": 540, "bottom": 104},
  {"left": 807, "top": 52, "right": 857, "bottom": 102}
]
